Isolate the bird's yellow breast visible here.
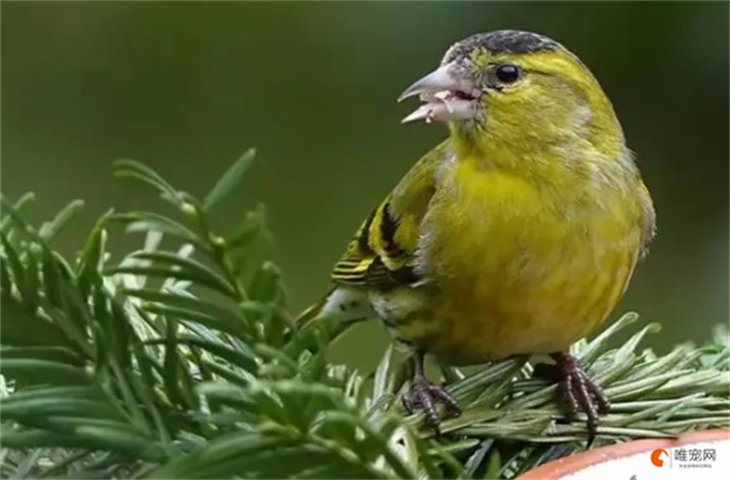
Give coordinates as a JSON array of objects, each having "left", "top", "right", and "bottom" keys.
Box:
[{"left": 393, "top": 156, "right": 643, "bottom": 364}]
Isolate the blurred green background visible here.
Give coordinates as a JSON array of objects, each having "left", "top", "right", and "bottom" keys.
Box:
[{"left": 2, "top": 2, "right": 728, "bottom": 371}]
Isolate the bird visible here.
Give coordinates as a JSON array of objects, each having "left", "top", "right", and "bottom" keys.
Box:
[{"left": 298, "top": 29, "right": 655, "bottom": 443}]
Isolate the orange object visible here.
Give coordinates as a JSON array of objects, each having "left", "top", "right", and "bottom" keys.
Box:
[{"left": 518, "top": 429, "right": 730, "bottom": 479}]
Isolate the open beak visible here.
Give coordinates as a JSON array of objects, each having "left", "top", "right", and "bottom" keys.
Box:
[{"left": 398, "top": 61, "right": 481, "bottom": 124}]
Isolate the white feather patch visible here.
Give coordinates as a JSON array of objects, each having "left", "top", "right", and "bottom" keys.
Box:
[{"left": 321, "top": 287, "right": 376, "bottom": 320}]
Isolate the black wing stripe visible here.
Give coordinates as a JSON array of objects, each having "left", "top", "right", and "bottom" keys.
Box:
[
  {"left": 390, "top": 265, "right": 420, "bottom": 285},
  {"left": 365, "top": 257, "right": 421, "bottom": 288},
  {"left": 357, "top": 208, "right": 377, "bottom": 254},
  {"left": 381, "top": 202, "right": 406, "bottom": 256}
]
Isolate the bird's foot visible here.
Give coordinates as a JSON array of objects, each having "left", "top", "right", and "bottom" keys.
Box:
[
  {"left": 402, "top": 375, "right": 461, "bottom": 431},
  {"left": 537, "top": 352, "right": 610, "bottom": 446}
]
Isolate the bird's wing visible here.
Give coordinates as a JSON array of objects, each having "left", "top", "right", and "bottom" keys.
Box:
[{"left": 331, "top": 140, "right": 452, "bottom": 289}]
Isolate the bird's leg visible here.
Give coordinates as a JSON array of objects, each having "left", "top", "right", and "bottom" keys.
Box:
[
  {"left": 538, "top": 352, "right": 610, "bottom": 446},
  {"left": 401, "top": 351, "right": 461, "bottom": 430}
]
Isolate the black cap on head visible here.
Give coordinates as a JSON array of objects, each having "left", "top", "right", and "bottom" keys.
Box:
[{"left": 443, "top": 30, "right": 561, "bottom": 63}]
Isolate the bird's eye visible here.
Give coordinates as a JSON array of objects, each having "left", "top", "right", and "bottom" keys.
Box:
[{"left": 495, "top": 64, "right": 521, "bottom": 84}]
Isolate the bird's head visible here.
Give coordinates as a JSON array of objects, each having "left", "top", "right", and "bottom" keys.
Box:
[{"left": 399, "top": 30, "right": 623, "bottom": 157}]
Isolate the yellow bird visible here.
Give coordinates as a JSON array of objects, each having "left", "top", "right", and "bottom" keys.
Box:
[{"left": 302, "top": 30, "right": 655, "bottom": 441}]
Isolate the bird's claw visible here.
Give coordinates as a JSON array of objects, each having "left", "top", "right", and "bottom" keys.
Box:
[
  {"left": 539, "top": 352, "right": 610, "bottom": 447},
  {"left": 402, "top": 376, "right": 461, "bottom": 431}
]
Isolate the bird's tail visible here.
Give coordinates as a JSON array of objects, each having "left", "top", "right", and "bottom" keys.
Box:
[{"left": 295, "top": 286, "right": 375, "bottom": 329}]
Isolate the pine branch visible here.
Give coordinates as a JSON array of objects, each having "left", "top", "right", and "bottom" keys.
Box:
[{"left": 1, "top": 154, "right": 728, "bottom": 479}]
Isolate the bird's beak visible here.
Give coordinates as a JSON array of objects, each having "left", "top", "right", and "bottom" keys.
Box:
[{"left": 398, "top": 61, "right": 481, "bottom": 124}]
